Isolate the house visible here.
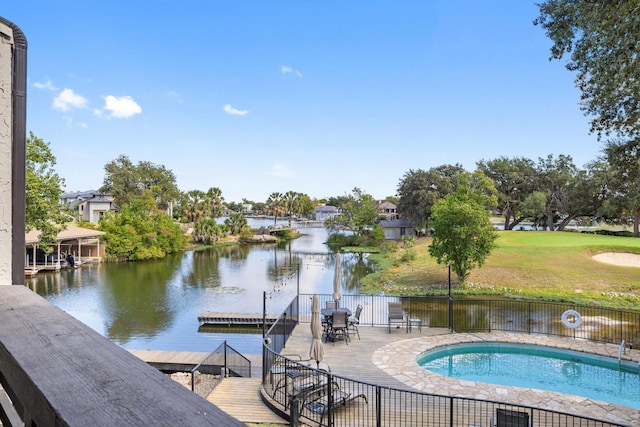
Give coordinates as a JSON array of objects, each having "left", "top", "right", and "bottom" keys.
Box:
[
  {"left": 379, "top": 220, "right": 415, "bottom": 240},
  {"left": 25, "top": 225, "right": 106, "bottom": 274},
  {"left": 377, "top": 201, "right": 399, "bottom": 220},
  {"left": 61, "top": 191, "right": 115, "bottom": 223},
  {"left": 314, "top": 205, "right": 340, "bottom": 222}
]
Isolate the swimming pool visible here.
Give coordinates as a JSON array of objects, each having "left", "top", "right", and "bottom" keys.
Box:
[{"left": 418, "top": 342, "right": 640, "bottom": 410}]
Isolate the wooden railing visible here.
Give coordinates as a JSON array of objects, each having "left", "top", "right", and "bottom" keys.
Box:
[{"left": 0, "top": 286, "right": 244, "bottom": 427}]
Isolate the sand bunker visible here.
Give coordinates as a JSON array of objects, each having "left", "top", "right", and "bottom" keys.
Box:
[{"left": 592, "top": 252, "right": 640, "bottom": 267}]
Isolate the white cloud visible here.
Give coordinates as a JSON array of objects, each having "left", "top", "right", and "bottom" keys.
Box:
[
  {"left": 223, "top": 104, "right": 249, "bottom": 116},
  {"left": 52, "top": 88, "right": 88, "bottom": 111},
  {"left": 267, "top": 163, "right": 293, "bottom": 177},
  {"left": 280, "top": 65, "right": 303, "bottom": 78},
  {"left": 33, "top": 79, "right": 59, "bottom": 91},
  {"left": 103, "top": 95, "right": 142, "bottom": 118}
]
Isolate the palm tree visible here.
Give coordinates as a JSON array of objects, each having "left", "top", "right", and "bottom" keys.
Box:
[
  {"left": 182, "top": 190, "right": 208, "bottom": 223},
  {"left": 206, "top": 187, "right": 225, "bottom": 218},
  {"left": 266, "top": 192, "right": 285, "bottom": 227},
  {"left": 284, "top": 191, "right": 300, "bottom": 227},
  {"left": 225, "top": 212, "right": 248, "bottom": 235}
]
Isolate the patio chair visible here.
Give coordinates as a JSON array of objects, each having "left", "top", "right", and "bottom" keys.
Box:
[
  {"left": 302, "top": 381, "right": 368, "bottom": 426},
  {"left": 348, "top": 304, "right": 362, "bottom": 340},
  {"left": 387, "top": 302, "right": 407, "bottom": 333},
  {"left": 490, "top": 408, "right": 531, "bottom": 427},
  {"left": 270, "top": 356, "right": 331, "bottom": 401},
  {"left": 327, "top": 310, "right": 349, "bottom": 345}
]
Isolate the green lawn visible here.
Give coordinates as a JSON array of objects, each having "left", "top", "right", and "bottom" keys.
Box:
[{"left": 365, "top": 231, "right": 640, "bottom": 309}]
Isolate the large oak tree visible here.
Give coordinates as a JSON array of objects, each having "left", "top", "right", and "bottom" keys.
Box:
[{"left": 535, "top": 0, "right": 640, "bottom": 138}]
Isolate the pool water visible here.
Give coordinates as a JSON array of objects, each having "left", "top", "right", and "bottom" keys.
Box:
[{"left": 418, "top": 343, "right": 640, "bottom": 410}]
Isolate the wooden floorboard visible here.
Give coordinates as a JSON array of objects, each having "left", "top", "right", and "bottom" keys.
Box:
[{"left": 208, "top": 378, "right": 289, "bottom": 425}]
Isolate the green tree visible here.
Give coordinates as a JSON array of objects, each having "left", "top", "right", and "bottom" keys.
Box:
[
  {"left": 180, "top": 190, "right": 209, "bottom": 223},
  {"left": 225, "top": 212, "right": 248, "bottom": 235},
  {"left": 599, "top": 138, "right": 640, "bottom": 236},
  {"left": 324, "top": 188, "right": 378, "bottom": 237},
  {"left": 429, "top": 188, "right": 498, "bottom": 283},
  {"left": 535, "top": 154, "right": 577, "bottom": 231},
  {"left": 476, "top": 157, "right": 537, "bottom": 230},
  {"left": 555, "top": 165, "right": 607, "bottom": 230},
  {"left": 206, "top": 187, "right": 225, "bottom": 218},
  {"left": 26, "top": 132, "right": 71, "bottom": 251},
  {"left": 283, "top": 190, "right": 300, "bottom": 227},
  {"left": 535, "top": 1, "right": 640, "bottom": 138},
  {"left": 192, "top": 218, "right": 227, "bottom": 244},
  {"left": 99, "top": 192, "right": 184, "bottom": 260},
  {"left": 100, "top": 155, "right": 180, "bottom": 210},
  {"left": 396, "top": 164, "right": 465, "bottom": 233},
  {"left": 266, "top": 192, "right": 285, "bottom": 226}
]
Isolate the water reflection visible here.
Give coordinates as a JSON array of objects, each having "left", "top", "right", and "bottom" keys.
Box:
[
  {"left": 25, "top": 221, "right": 375, "bottom": 353},
  {"left": 101, "top": 253, "right": 184, "bottom": 343}
]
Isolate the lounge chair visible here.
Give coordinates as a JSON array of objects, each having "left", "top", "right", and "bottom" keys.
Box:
[
  {"left": 348, "top": 304, "right": 362, "bottom": 340},
  {"left": 270, "top": 356, "right": 331, "bottom": 403},
  {"left": 302, "top": 381, "right": 368, "bottom": 426},
  {"left": 387, "top": 301, "right": 407, "bottom": 333}
]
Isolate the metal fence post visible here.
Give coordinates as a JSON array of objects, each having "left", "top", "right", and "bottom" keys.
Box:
[{"left": 376, "top": 385, "right": 381, "bottom": 427}]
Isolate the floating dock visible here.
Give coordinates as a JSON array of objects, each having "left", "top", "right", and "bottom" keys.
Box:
[{"left": 197, "top": 312, "right": 279, "bottom": 327}]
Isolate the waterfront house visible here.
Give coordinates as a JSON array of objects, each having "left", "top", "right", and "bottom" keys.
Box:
[
  {"left": 377, "top": 201, "right": 399, "bottom": 220},
  {"left": 61, "top": 190, "right": 115, "bottom": 223},
  {"left": 314, "top": 205, "right": 340, "bottom": 222}
]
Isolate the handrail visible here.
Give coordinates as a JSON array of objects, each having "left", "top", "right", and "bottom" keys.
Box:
[{"left": 0, "top": 286, "right": 245, "bottom": 426}]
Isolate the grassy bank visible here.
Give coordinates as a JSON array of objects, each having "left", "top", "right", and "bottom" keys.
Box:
[{"left": 361, "top": 231, "right": 640, "bottom": 309}]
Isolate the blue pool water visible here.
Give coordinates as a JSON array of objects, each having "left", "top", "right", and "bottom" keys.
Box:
[{"left": 418, "top": 343, "right": 640, "bottom": 410}]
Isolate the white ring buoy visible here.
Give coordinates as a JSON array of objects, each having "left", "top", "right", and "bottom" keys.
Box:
[{"left": 561, "top": 309, "right": 583, "bottom": 329}]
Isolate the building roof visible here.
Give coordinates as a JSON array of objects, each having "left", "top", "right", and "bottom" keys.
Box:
[
  {"left": 379, "top": 220, "right": 413, "bottom": 228},
  {"left": 25, "top": 225, "right": 106, "bottom": 245},
  {"left": 314, "top": 205, "right": 339, "bottom": 213},
  {"left": 377, "top": 201, "right": 397, "bottom": 209}
]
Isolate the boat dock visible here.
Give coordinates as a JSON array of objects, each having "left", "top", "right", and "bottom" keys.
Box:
[{"left": 198, "top": 312, "right": 279, "bottom": 327}]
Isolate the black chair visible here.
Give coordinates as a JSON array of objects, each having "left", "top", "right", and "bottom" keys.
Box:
[
  {"left": 348, "top": 304, "right": 362, "bottom": 340},
  {"left": 491, "top": 408, "right": 531, "bottom": 427},
  {"left": 322, "top": 301, "right": 336, "bottom": 335},
  {"left": 328, "top": 311, "right": 349, "bottom": 345}
]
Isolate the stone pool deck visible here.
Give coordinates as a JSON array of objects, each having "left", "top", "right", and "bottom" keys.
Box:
[{"left": 283, "top": 324, "right": 639, "bottom": 426}]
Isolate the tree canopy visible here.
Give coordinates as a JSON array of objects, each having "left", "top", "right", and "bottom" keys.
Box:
[
  {"left": 26, "top": 132, "right": 71, "bottom": 251},
  {"left": 429, "top": 187, "right": 498, "bottom": 283},
  {"left": 599, "top": 138, "right": 640, "bottom": 236},
  {"left": 535, "top": 0, "right": 640, "bottom": 138},
  {"left": 324, "top": 187, "right": 378, "bottom": 237},
  {"left": 396, "top": 164, "right": 465, "bottom": 233},
  {"left": 100, "top": 155, "right": 180, "bottom": 210},
  {"left": 98, "top": 192, "right": 184, "bottom": 261}
]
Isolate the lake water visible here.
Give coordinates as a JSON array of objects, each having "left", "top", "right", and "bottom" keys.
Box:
[{"left": 26, "top": 219, "right": 372, "bottom": 354}]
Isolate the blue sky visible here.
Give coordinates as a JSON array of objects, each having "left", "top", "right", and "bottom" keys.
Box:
[{"left": 3, "top": 1, "right": 602, "bottom": 203}]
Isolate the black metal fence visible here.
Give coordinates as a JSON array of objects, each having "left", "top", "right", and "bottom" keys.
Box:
[
  {"left": 261, "top": 293, "right": 640, "bottom": 426},
  {"left": 191, "top": 341, "right": 251, "bottom": 397},
  {"left": 298, "top": 294, "right": 640, "bottom": 347},
  {"left": 264, "top": 349, "right": 626, "bottom": 427}
]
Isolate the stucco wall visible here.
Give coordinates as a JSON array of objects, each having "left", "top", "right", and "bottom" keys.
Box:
[{"left": 0, "top": 22, "right": 13, "bottom": 285}]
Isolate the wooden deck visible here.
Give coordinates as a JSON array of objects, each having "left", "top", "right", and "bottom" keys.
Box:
[
  {"left": 129, "top": 349, "right": 211, "bottom": 372},
  {"left": 198, "top": 312, "right": 279, "bottom": 326},
  {"left": 208, "top": 378, "right": 289, "bottom": 425},
  {"left": 130, "top": 325, "right": 451, "bottom": 426}
]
